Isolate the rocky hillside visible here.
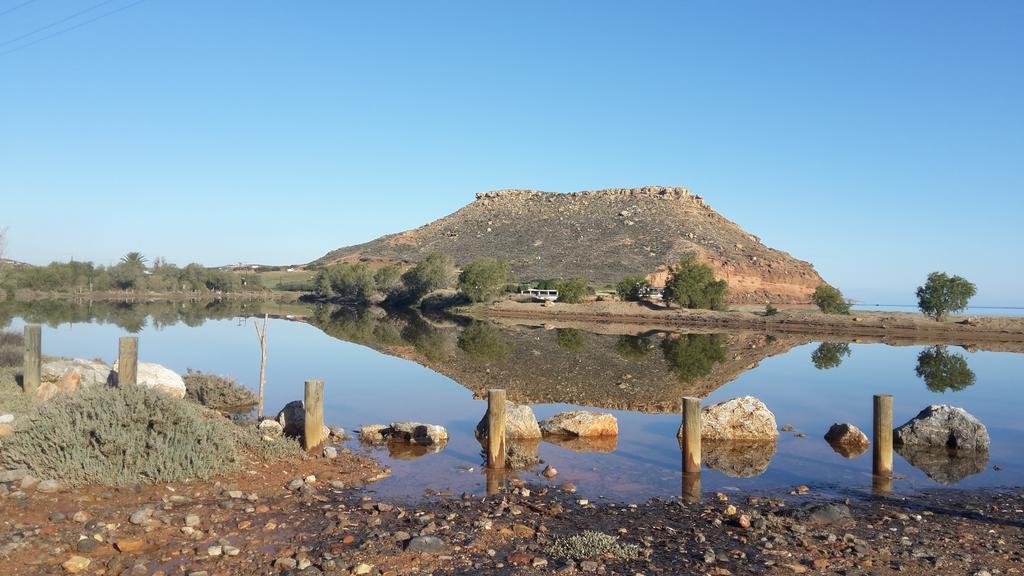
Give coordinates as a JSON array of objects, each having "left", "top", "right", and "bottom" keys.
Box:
[{"left": 315, "top": 187, "right": 825, "bottom": 304}]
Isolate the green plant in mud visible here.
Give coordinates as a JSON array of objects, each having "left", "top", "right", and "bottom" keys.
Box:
[
  {"left": 555, "top": 328, "right": 588, "bottom": 352},
  {"left": 0, "top": 385, "right": 302, "bottom": 486},
  {"left": 183, "top": 369, "right": 258, "bottom": 411},
  {"left": 546, "top": 530, "right": 649, "bottom": 562}
]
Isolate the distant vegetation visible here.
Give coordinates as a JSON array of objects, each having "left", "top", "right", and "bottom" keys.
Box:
[
  {"left": 812, "top": 284, "right": 851, "bottom": 315},
  {"left": 556, "top": 327, "right": 588, "bottom": 352},
  {"left": 0, "top": 253, "right": 263, "bottom": 298},
  {"left": 457, "top": 258, "right": 513, "bottom": 303},
  {"left": 312, "top": 252, "right": 456, "bottom": 306},
  {"left": 554, "top": 277, "right": 589, "bottom": 304},
  {"left": 917, "top": 272, "right": 976, "bottom": 321},
  {"left": 615, "top": 275, "right": 653, "bottom": 302},
  {"left": 661, "top": 256, "right": 727, "bottom": 310},
  {"left": 763, "top": 303, "right": 779, "bottom": 316}
]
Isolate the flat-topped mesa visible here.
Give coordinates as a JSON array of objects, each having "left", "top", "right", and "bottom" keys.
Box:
[{"left": 315, "top": 186, "right": 826, "bottom": 304}]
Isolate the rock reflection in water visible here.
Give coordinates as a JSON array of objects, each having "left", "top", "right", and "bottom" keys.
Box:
[
  {"left": 677, "top": 439, "right": 776, "bottom": 478},
  {"left": 895, "top": 445, "right": 988, "bottom": 484},
  {"left": 827, "top": 440, "right": 869, "bottom": 459},
  {"left": 543, "top": 434, "right": 618, "bottom": 453},
  {"left": 387, "top": 441, "right": 447, "bottom": 461},
  {"left": 477, "top": 438, "right": 541, "bottom": 470}
]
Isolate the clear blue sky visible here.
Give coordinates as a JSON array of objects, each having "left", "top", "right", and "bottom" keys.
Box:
[{"left": 1, "top": 1, "right": 1021, "bottom": 305}]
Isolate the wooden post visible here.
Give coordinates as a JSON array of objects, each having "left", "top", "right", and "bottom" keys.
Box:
[
  {"left": 23, "top": 324, "right": 41, "bottom": 395},
  {"left": 118, "top": 336, "right": 138, "bottom": 386},
  {"left": 487, "top": 389, "right": 507, "bottom": 469},
  {"left": 682, "top": 470, "right": 701, "bottom": 503},
  {"left": 304, "top": 380, "right": 325, "bottom": 451},
  {"left": 485, "top": 466, "right": 502, "bottom": 496},
  {"left": 873, "top": 394, "right": 893, "bottom": 478},
  {"left": 682, "top": 397, "right": 701, "bottom": 474}
]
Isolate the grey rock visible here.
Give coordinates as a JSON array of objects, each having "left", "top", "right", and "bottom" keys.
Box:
[
  {"left": 475, "top": 401, "right": 542, "bottom": 439},
  {"left": 894, "top": 405, "right": 989, "bottom": 450},
  {"left": 678, "top": 396, "right": 779, "bottom": 441},
  {"left": 76, "top": 539, "right": 100, "bottom": 553},
  {"left": 795, "top": 503, "right": 853, "bottom": 525},
  {"left": 42, "top": 359, "right": 112, "bottom": 387},
  {"left": 0, "top": 414, "right": 13, "bottom": 424},
  {"left": 276, "top": 401, "right": 305, "bottom": 436},
  {"left": 0, "top": 469, "right": 29, "bottom": 483},
  {"left": 36, "top": 479, "right": 63, "bottom": 493},
  {"left": 129, "top": 509, "right": 153, "bottom": 525},
  {"left": 406, "top": 535, "right": 447, "bottom": 553},
  {"left": 323, "top": 446, "right": 338, "bottom": 459}
]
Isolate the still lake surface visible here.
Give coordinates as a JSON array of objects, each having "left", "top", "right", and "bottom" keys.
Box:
[{"left": 4, "top": 300, "right": 1022, "bottom": 502}]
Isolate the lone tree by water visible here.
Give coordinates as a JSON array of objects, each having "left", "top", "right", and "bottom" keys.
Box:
[
  {"left": 661, "top": 256, "right": 728, "bottom": 310},
  {"left": 915, "top": 345, "right": 976, "bottom": 392},
  {"left": 916, "top": 272, "right": 976, "bottom": 321},
  {"left": 812, "top": 284, "right": 851, "bottom": 315},
  {"left": 457, "top": 257, "right": 513, "bottom": 303}
]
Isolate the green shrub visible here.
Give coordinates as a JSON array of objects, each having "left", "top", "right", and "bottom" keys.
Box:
[
  {"left": 401, "top": 252, "right": 453, "bottom": 299},
  {"left": 373, "top": 265, "right": 402, "bottom": 294},
  {"left": 764, "top": 303, "right": 778, "bottom": 316},
  {"left": 555, "top": 277, "right": 589, "bottom": 304},
  {"left": 616, "top": 275, "right": 653, "bottom": 302},
  {"left": 0, "top": 385, "right": 301, "bottom": 486},
  {"left": 916, "top": 272, "right": 976, "bottom": 321},
  {"left": 0, "top": 330, "right": 22, "bottom": 368},
  {"left": 315, "top": 263, "right": 377, "bottom": 302},
  {"left": 555, "top": 328, "right": 588, "bottom": 352},
  {"left": 661, "top": 256, "right": 728, "bottom": 310},
  {"left": 546, "top": 531, "right": 649, "bottom": 562},
  {"left": 458, "top": 258, "right": 513, "bottom": 303},
  {"left": 183, "top": 369, "right": 257, "bottom": 411},
  {"left": 812, "top": 284, "right": 851, "bottom": 315}
]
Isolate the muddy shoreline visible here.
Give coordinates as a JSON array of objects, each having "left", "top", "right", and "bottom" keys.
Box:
[
  {"left": 468, "top": 300, "right": 1024, "bottom": 346},
  {"left": 2, "top": 451, "right": 1022, "bottom": 575}
]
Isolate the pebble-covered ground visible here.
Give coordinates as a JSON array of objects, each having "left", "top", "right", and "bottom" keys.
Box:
[{"left": 1, "top": 453, "right": 1022, "bottom": 575}]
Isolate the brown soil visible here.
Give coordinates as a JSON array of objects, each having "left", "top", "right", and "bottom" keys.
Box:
[
  {"left": 472, "top": 300, "right": 1024, "bottom": 348},
  {"left": 2, "top": 453, "right": 1022, "bottom": 575}
]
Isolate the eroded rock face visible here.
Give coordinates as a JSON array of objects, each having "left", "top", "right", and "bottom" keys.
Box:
[
  {"left": 824, "top": 423, "right": 869, "bottom": 458},
  {"left": 894, "top": 405, "right": 990, "bottom": 450},
  {"left": 475, "top": 401, "right": 542, "bottom": 440},
  {"left": 677, "top": 396, "right": 778, "bottom": 441},
  {"left": 540, "top": 411, "right": 618, "bottom": 437}
]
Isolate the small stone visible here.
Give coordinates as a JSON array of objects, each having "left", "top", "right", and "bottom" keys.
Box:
[
  {"left": 184, "top": 514, "right": 200, "bottom": 527},
  {"left": 62, "top": 556, "right": 91, "bottom": 573},
  {"left": 353, "top": 563, "right": 373, "bottom": 575},
  {"left": 76, "top": 539, "right": 100, "bottom": 553},
  {"left": 129, "top": 509, "right": 153, "bottom": 525},
  {"left": 330, "top": 480, "right": 346, "bottom": 490},
  {"left": 542, "top": 465, "right": 558, "bottom": 479},
  {"left": 72, "top": 511, "right": 90, "bottom": 523},
  {"left": 580, "top": 560, "right": 599, "bottom": 572},
  {"left": 115, "top": 538, "right": 146, "bottom": 553},
  {"left": 223, "top": 545, "right": 240, "bottom": 556},
  {"left": 407, "top": 535, "right": 447, "bottom": 553},
  {"left": 36, "top": 479, "right": 63, "bottom": 493},
  {"left": 49, "top": 511, "right": 67, "bottom": 522},
  {"left": 737, "top": 514, "right": 751, "bottom": 529},
  {"left": 323, "top": 446, "right": 338, "bottom": 459},
  {"left": 19, "top": 475, "right": 39, "bottom": 490},
  {"left": 724, "top": 505, "right": 737, "bottom": 516},
  {"left": 274, "top": 557, "right": 297, "bottom": 570},
  {"left": 226, "top": 490, "right": 243, "bottom": 499},
  {"left": 206, "top": 545, "right": 222, "bottom": 557}
]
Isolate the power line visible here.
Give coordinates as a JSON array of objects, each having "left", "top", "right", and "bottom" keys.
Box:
[
  {"left": 0, "top": 0, "right": 121, "bottom": 47},
  {"left": 0, "top": 0, "right": 41, "bottom": 18},
  {"left": 0, "top": 0, "right": 147, "bottom": 57}
]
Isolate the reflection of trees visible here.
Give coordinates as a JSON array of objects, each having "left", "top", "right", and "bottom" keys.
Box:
[
  {"left": 615, "top": 335, "right": 654, "bottom": 361},
  {"left": 555, "top": 328, "right": 587, "bottom": 352},
  {"left": 313, "top": 306, "right": 404, "bottom": 347},
  {"left": 661, "top": 334, "right": 726, "bottom": 382},
  {"left": 457, "top": 321, "right": 508, "bottom": 363},
  {"left": 811, "top": 342, "right": 851, "bottom": 370},
  {"left": 915, "top": 346, "right": 976, "bottom": 393},
  {"left": 0, "top": 299, "right": 254, "bottom": 333},
  {"left": 400, "top": 316, "right": 453, "bottom": 362}
]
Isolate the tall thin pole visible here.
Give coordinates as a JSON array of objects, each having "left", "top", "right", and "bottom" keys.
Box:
[
  {"left": 304, "top": 380, "right": 325, "bottom": 451},
  {"left": 23, "top": 324, "right": 41, "bottom": 395},
  {"left": 487, "top": 389, "right": 507, "bottom": 469},
  {"left": 254, "top": 314, "right": 268, "bottom": 419},
  {"left": 682, "top": 397, "right": 702, "bottom": 473},
  {"left": 118, "top": 336, "right": 138, "bottom": 386}
]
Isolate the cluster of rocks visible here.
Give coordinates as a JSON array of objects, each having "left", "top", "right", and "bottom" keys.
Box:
[
  {"left": 358, "top": 423, "right": 449, "bottom": 447},
  {"left": 36, "top": 358, "right": 187, "bottom": 401}
]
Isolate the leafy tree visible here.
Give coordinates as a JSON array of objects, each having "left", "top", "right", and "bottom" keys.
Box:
[
  {"left": 457, "top": 258, "right": 513, "bottom": 303},
  {"left": 916, "top": 272, "right": 977, "bottom": 321},
  {"left": 555, "top": 277, "right": 589, "bottom": 304},
  {"left": 321, "top": 263, "right": 377, "bottom": 302},
  {"left": 811, "top": 342, "right": 851, "bottom": 370},
  {"left": 661, "top": 333, "right": 726, "bottom": 382},
  {"left": 401, "top": 252, "right": 453, "bottom": 299},
  {"left": 555, "top": 328, "right": 588, "bottom": 352},
  {"left": 109, "top": 262, "right": 141, "bottom": 290},
  {"left": 915, "top": 345, "right": 976, "bottom": 393},
  {"left": 314, "top": 270, "right": 333, "bottom": 296},
  {"left": 457, "top": 321, "right": 508, "bottom": 363},
  {"left": 615, "top": 335, "right": 654, "bottom": 361},
  {"left": 812, "top": 284, "right": 851, "bottom": 315},
  {"left": 616, "top": 275, "right": 653, "bottom": 302},
  {"left": 661, "top": 256, "right": 728, "bottom": 310}
]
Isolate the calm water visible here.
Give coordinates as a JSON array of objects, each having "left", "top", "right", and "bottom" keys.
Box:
[{"left": 3, "top": 300, "right": 1022, "bottom": 502}]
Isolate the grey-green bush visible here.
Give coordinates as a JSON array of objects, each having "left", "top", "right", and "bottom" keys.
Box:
[
  {"left": 546, "top": 530, "right": 649, "bottom": 562},
  {"left": 183, "top": 369, "right": 257, "bottom": 411},
  {"left": 0, "top": 385, "right": 301, "bottom": 486}
]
